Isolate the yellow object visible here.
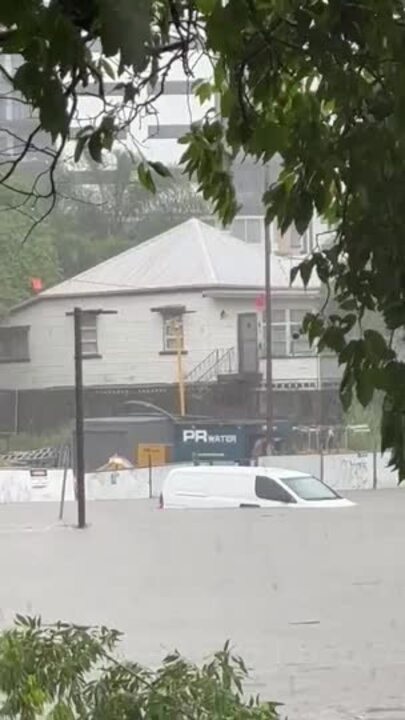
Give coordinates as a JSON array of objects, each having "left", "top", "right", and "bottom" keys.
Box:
[
  {"left": 176, "top": 322, "right": 186, "bottom": 416},
  {"left": 137, "top": 443, "right": 168, "bottom": 468}
]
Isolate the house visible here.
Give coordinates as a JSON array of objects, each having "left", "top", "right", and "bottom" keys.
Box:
[{"left": 0, "top": 219, "right": 341, "bottom": 433}]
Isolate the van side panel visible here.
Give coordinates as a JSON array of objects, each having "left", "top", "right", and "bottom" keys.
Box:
[{"left": 163, "top": 468, "right": 258, "bottom": 508}]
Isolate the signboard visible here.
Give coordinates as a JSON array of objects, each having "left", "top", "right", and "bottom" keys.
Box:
[
  {"left": 30, "top": 468, "right": 48, "bottom": 489},
  {"left": 174, "top": 424, "right": 245, "bottom": 463},
  {"left": 137, "top": 443, "right": 168, "bottom": 468}
]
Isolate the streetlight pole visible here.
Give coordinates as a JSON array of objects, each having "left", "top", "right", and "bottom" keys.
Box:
[{"left": 264, "top": 167, "right": 273, "bottom": 452}]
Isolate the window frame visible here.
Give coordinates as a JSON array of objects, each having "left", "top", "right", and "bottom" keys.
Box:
[
  {"left": 255, "top": 475, "right": 296, "bottom": 504},
  {"left": 80, "top": 311, "right": 100, "bottom": 358},
  {"left": 231, "top": 215, "right": 263, "bottom": 244},
  {"left": 162, "top": 313, "right": 185, "bottom": 354},
  {"left": 0, "top": 326, "right": 30, "bottom": 363},
  {"left": 274, "top": 223, "right": 311, "bottom": 254},
  {"left": 261, "top": 308, "right": 313, "bottom": 358}
]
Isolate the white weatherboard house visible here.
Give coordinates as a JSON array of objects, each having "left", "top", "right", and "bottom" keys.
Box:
[{"left": 0, "top": 219, "right": 337, "bottom": 396}]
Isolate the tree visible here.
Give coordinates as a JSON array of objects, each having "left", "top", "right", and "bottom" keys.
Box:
[
  {"left": 0, "top": 616, "right": 280, "bottom": 720},
  {"left": 0, "top": 191, "right": 60, "bottom": 312},
  {"left": 0, "top": 0, "right": 205, "bottom": 229},
  {"left": 3, "top": 2, "right": 405, "bottom": 475},
  {"left": 47, "top": 157, "right": 210, "bottom": 278},
  {"left": 344, "top": 394, "right": 383, "bottom": 451},
  {"left": 180, "top": 1, "right": 405, "bottom": 479}
]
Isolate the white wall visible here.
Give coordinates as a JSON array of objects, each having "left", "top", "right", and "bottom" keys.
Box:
[
  {"left": 0, "top": 456, "right": 399, "bottom": 504},
  {"left": 0, "top": 468, "right": 74, "bottom": 503},
  {"left": 0, "top": 292, "right": 255, "bottom": 390},
  {"left": 0, "top": 464, "right": 174, "bottom": 503},
  {"left": 1, "top": 289, "right": 330, "bottom": 391}
]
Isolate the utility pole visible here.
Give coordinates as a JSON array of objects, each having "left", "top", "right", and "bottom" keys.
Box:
[
  {"left": 73, "top": 307, "right": 86, "bottom": 529},
  {"left": 70, "top": 307, "right": 117, "bottom": 529},
  {"left": 264, "top": 166, "right": 273, "bottom": 452}
]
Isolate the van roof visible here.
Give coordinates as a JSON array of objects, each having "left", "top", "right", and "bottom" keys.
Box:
[{"left": 172, "top": 466, "right": 311, "bottom": 479}]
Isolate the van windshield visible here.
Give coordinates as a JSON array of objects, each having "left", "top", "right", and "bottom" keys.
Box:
[{"left": 282, "top": 475, "right": 340, "bottom": 501}]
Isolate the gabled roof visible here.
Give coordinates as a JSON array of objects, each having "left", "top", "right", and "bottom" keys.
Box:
[{"left": 32, "top": 218, "right": 319, "bottom": 303}]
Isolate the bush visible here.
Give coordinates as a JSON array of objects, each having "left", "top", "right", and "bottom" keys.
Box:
[{"left": 0, "top": 617, "right": 281, "bottom": 720}]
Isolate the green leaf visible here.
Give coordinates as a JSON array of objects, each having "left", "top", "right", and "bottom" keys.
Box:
[
  {"left": 340, "top": 298, "right": 357, "bottom": 311},
  {"left": 196, "top": 0, "right": 217, "bottom": 13},
  {"left": 74, "top": 136, "right": 88, "bottom": 163},
  {"left": 339, "top": 340, "right": 358, "bottom": 365},
  {"left": 290, "top": 265, "right": 300, "bottom": 284},
  {"left": 137, "top": 163, "right": 156, "bottom": 193},
  {"left": 13, "top": 62, "right": 41, "bottom": 99},
  {"left": 364, "top": 329, "right": 388, "bottom": 361},
  {"left": 193, "top": 80, "right": 212, "bottom": 104},
  {"left": 299, "top": 260, "right": 314, "bottom": 286},
  {"left": 294, "top": 193, "right": 313, "bottom": 235},
  {"left": 307, "top": 315, "right": 324, "bottom": 346},
  {"left": 76, "top": 125, "right": 94, "bottom": 138},
  {"left": 356, "top": 370, "right": 375, "bottom": 407},
  {"left": 39, "top": 78, "right": 68, "bottom": 141},
  {"left": 100, "top": 58, "right": 115, "bottom": 80},
  {"left": 250, "top": 122, "right": 286, "bottom": 159},
  {"left": 88, "top": 132, "right": 103, "bottom": 163},
  {"left": 149, "top": 161, "right": 171, "bottom": 178},
  {"left": 321, "top": 326, "right": 346, "bottom": 353},
  {"left": 340, "top": 365, "right": 354, "bottom": 411}
]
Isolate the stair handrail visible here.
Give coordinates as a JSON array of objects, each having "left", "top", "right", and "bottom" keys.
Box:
[{"left": 185, "top": 347, "right": 236, "bottom": 384}]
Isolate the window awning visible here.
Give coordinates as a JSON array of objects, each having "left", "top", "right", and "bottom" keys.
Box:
[{"left": 151, "top": 304, "right": 186, "bottom": 315}]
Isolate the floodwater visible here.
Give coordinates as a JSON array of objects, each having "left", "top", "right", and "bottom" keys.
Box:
[{"left": 0, "top": 490, "right": 404, "bottom": 720}]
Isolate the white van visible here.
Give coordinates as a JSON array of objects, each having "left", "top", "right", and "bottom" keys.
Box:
[{"left": 160, "top": 465, "right": 354, "bottom": 509}]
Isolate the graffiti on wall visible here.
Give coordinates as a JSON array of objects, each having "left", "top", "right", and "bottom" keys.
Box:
[{"left": 340, "top": 454, "right": 369, "bottom": 489}]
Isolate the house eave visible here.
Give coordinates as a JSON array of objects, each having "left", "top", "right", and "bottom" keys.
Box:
[
  {"left": 202, "top": 287, "right": 320, "bottom": 299},
  {"left": 8, "top": 283, "right": 319, "bottom": 314}
]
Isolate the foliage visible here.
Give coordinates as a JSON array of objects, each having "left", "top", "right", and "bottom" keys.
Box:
[
  {"left": 0, "top": 192, "right": 60, "bottom": 312},
  {"left": 0, "top": 617, "right": 280, "bottom": 720},
  {"left": 0, "top": 0, "right": 206, "bottom": 228},
  {"left": 344, "top": 394, "right": 382, "bottom": 451},
  {"left": 180, "top": 1, "right": 405, "bottom": 479},
  {"left": 0, "top": 156, "right": 209, "bottom": 298}
]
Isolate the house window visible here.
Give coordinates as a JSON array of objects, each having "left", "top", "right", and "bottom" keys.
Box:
[
  {"left": 163, "top": 314, "right": 184, "bottom": 352},
  {"left": 81, "top": 312, "right": 98, "bottom": 356},
  {"left": 231, "top": 216, "right": 263, "bottom": 243},
  {"left": 274, "top": 223, "right": 311, "bottom": 255},
  {"left": 262, "top": 309, "right": 312, "bottom": 357},
  {"left": 0, "top": 326, "right": 29, "bottom": 362},
  {"left": 290, "top": 309, "right": 311, "bottom": 355}
]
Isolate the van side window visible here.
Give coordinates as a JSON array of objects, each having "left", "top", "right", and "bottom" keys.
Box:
[{"left": 255, "top": 476, "right": 295, "bottom": 503}]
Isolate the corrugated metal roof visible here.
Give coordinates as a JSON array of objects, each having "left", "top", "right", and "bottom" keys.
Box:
[{"left": 40, "top": 218, "right": 318, "bottom": 298}]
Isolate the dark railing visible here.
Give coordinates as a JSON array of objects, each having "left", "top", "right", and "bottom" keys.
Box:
[{"left": 185, "top": 347, "right": 236, "bottom": 384}]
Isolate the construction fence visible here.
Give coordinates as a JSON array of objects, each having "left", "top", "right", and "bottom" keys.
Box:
[{"left": 0, "top": 451, "right": 399, "bottom": 505}]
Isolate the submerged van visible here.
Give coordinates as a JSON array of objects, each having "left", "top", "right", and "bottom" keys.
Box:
[{"left": 160, "top": 466, "right": 354, "bottom": 509}]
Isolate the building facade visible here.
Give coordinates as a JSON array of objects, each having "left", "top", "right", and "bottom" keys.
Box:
[{"left": 0, "top": 220, "right": 340, "bottom": 433}]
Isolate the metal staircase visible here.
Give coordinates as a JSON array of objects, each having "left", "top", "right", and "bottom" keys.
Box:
[{"left": 185, "top": 348, "right": 236, "bottom": 384}]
